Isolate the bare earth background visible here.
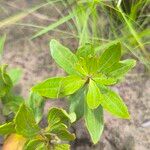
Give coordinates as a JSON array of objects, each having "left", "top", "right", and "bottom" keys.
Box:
[{"left": 0, "top": 0, "right": 150, "bottom": 150}]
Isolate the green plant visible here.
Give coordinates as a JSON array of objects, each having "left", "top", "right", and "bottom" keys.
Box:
[
  {"left": 0, "top": 64, "right": 74, "bottom": 150},
  {"left": 31, "top": 0, "right": 149, "bottom": 69},
  {"left": 32, "top": 39, "right": 136, "bottom": 144},
  {"left": 0, "top": 104, "right": 75, "bottom": 150},
  {"left": 0, "top": 36, "right": 23, "bottom": 117},
  {"left": 0, "top": 34, "right": 76, "bottom": 150}
]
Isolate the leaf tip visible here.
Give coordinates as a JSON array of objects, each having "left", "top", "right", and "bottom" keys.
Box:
[{"left": 50, "top": 39, "right": 57, "bottom": 47}]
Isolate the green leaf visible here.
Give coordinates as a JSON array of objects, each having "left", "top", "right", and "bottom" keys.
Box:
[
  {"left": 32, "top": 77, "right": 63, "bottom": 98},
  {"left": 76, "top": 44, "right": 95, "bottom": 59},
  {"left": 54, "top": 144, "right": 70, "bottom": 150},
  {"left": 15, "top": 104, "right": 40, "bottom": 138},
  {"left": 100, "top": 86, "right": 130, "bottom": 119},
  {"left": 0, "top": 65, "right": 13, "bottom": 97},
  {"left": 84, "top": 103, "right": 104, "bottom": 144},
  {"left": 69, "top": 87, "right": 86, "bottom": 120},
  {"left": 47, "top": 107, "right": 71, "bottom": 130},
  {"left": 51, "top": 127, "right": 75, "bottom": 141},
  {"left": 7, "top": 68, "right": 22, "bottom": 85},
  {"left": 0, "top": 35, "right": 6, "bottom": 59},
  {"left": 105, "top": 59, "right": 136, "bottom": 79},
  {"left": 2, "top": 93, "right": 24, "bottom": 115},
  {"left": 74, "top": 58, "right": 88, "bottom": 76},
  {"left": 50, "top": 123, "right": 67, "bottom": 132},
  {"left": 0, "top": 122, "right": 15, "bottom": 135},
  {"left": 93, "top": 74, "right": 117, "bottom": 85},
  {"left": 86, "top": 57, "right": 99, "bottom": 75},
  {"left": 47, "top": 109, "right": 75, "bottom": 141},
  {"left": 24, "top": 139, "right": 44, "bottom": 150},
  {"left": 87, "top": 79, "right": 102, "bottom": 109},
  {"left": 35, "top": 143, "right": 47, "bottom": 150},
  {"left": 60, "top": 75, "right": 86, "bottom": 97},
  {"left": 50, "top": 40, "right": 78, "bottom": 75},
  {"left": 68, "top": 112, "right": 76, "bottom": 123},
  {"left": 28, "top": 92, "right": 45, "bottom": 123},
  {"left": 98, "top": 43, "right": 121, "bottom": 72}
]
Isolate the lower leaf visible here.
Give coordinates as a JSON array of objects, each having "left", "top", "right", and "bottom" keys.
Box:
[
  {"left": 84, "top": 101, "right": 104, "bottom": 144},
  {"left": 24, "top": 139, "right": 45, "bottom": 150},
  {"left": 54, "top": 144, "right": 70, "bottom": 150},
  {"left": 69, "top": 86, "right": 86, "bottom": 120},
  {"left": 0, "top": 122, "right": 15, "bottom": 135}
]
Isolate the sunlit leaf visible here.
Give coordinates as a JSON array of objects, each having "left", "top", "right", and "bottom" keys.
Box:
[
  {"left": 105, "top": 59, "right": 136, "bottom": 79},
  {"left": 93, "top": 74, "right": 117, "bottom": 85},
  {"left": 50, "top": 40, "right": 78, "bottom": 75},
  {"left": 54, "top": 144, "right": 70, "bottom": 150},
  {"left": 76, "top": 44, "right": 95, "bottom": 59},
  {"left": 60, "top": 75, "right": 86, "bottom": 96},
  {"left": 87, "top": 79, "right": 102, "bottom": 109},
  {"left": 98, "top": 43, "right": 121, "bottom": 72},
  {"left": 7, "top": 68, "right": 22, "bottom": 85},
  {"left": 100, "top": 86, "right": 130, "bottom": 119},
  {"left": 32, "top": 77, "right": 63, "bottom": 98}
]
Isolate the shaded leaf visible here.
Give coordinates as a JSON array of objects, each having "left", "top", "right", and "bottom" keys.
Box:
[
  {"left": 0, "top": 65, "right": 13, "bottom": 97},
  {"left": 84, "top": 102, "right": 104, "bottom": 144},
  {"left": 24, "top": 139, "right": 44, "bottom": 150},
  {"left": 69, "top": 87, "right": 86, "bottom": 120},
  {"left": 47, "top": 107, "right": 70, "bottom": 130},
  {"left": 15, "top": 104, "right": 40, "bottom": 138},
  {"left": 2, "top": 92, "right": 24, "bottom": 115}
]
